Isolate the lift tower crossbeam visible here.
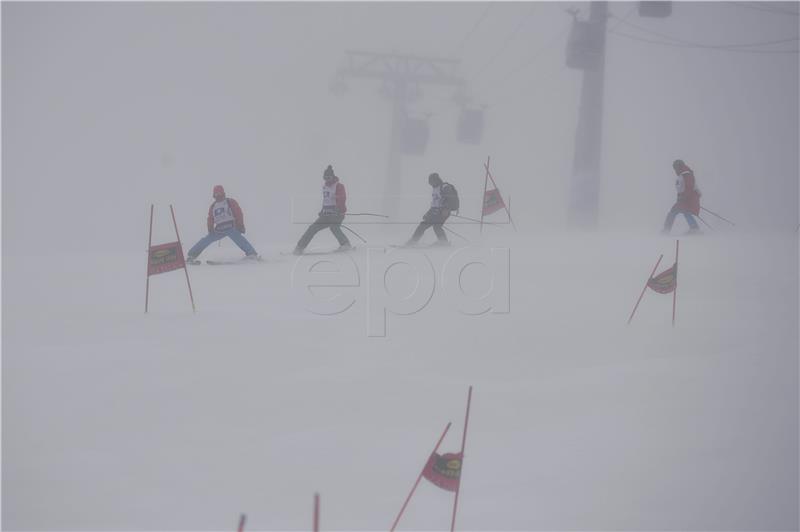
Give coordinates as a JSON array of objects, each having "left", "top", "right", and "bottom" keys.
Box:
[{"left": 335, "top": 50, "right": 465, "bottom": 218}]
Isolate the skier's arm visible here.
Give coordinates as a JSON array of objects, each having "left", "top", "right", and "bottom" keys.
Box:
[
  {"left": 207, "top": 204, "right": 214, "bottom": 233},
  {"left": 443, "top": 184, "right": 454, "bottom": 211},
  {"left": 684, "top": 173, "right": 696, "bottom": 196},
  {"left": 229, "top": 198, "right": 245, "bottom": 233},
  {"left": 336, "top": 183, "right": 347, "bottom": 214}
]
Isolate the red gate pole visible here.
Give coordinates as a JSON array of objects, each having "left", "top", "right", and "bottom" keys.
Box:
[
  {"left": 672, "top": 240, "right": 680, "bottom": 327},
  {"left": 170, "top": 205, "right": 196, "bottom": 313},
  {"left": 390, "top": 422, "right": 452, "bottom": 532},
  {"left": 237, "top": 513, "right": 246, "bottom": 532},
  {"left": 479, "top": 156, "right": 490, "bottom": 234},
  {"left": 450, "top": 386, "right": 473, "bottom": 532},
  {"left": 628, "top": 254, "right": 663, "bottom": 325},
  {"left": 145, "top": 204, "right": 154, "bottom": 313},
  {"left": 313, "top": 493, "right": 320, "bottom": 532}
]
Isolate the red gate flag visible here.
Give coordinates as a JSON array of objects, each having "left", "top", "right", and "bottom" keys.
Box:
[
  {"left": 390, "top": 387, "right": 473, "bottom": 532},
  {"left": 422, "top": 452, "right": 462, "bottom": 492},
  {"left": 480, "top": 156, "right": 516, "bottom": 233},
  {"left": 147, "top": 241, "right": 186, "bottom": 276},
  {"left": 628, "top": 240, "right": 680, "bottom": 326},
  {"left": 145, "top": 204, "right": 196, "bottom": 313},
  {"left": 648, "top": 263, "right": 677, "bottom": 294},
  {"left": 482, "top": 188, "right": 505, "bottom": 216}
]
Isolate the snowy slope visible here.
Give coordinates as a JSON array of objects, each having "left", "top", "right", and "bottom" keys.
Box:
[
  {"left": 3, "top": 230, "right": 797, "bottom": 530},
  {"left": 3, "top": 2, "right": 798, "bottom": 530}
]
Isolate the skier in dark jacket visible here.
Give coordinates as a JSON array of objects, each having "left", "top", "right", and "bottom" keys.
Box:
[
  {"left": 405, "top": 172, "right": 458, "bottom": 247},
  {"left": 293, "top": 165, "right": 352, "bottom": 255}
]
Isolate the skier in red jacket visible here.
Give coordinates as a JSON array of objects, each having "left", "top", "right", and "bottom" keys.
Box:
[
  {"left": 663, "top": 159, "right": 701, "bottom": 234},
  {"left": 187, "top": 185, "right": 259, "bottom": 263},
  {"left": 293, "top": 165, "right": 352, "bottom": 255}
]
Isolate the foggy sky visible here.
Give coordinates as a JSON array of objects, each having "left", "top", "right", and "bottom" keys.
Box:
[{"left": 2, "top": 1, "right": 798, "bottom": 256}]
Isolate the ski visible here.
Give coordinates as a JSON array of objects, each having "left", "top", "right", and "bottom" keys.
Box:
[
  {"left": 282, "top": 246, "right": 358, "bottom": 256},
  {"left": 389, "top": 243, "right": 453, "bottom": 249},
  {"left": 205, "top": 256, "right": 265, "bottom": 265}
]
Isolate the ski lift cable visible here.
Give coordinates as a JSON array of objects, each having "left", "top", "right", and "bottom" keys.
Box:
[
  {"left": 474, "top": 3, "right": 636, "bottom": 103},
  {"left": 451, "top": 4, "right": 494, "bottom": 58},
  {"left": 608, "top": 29, "right": 799, "bottom": 54},
  {"left": 609, "top": 3, "right": 641, "bottom": 31},
  {"left": 608, "top": 13, "right": 799, "bottom": 49},
  {"left": 471, "top": 22, "right": 571, "bottom": 99},
  {"left": 721, "top": 1, "right": 800, "bottom": 17},
  {"left": 466, "top": 3, "right": 538, "bottom": 83}
]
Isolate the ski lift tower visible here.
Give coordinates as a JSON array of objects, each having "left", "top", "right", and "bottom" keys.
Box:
[
  {"left": 566, "top": 2, "right": 609, "bottom": 228},
  {"left": 332, "top": 51, "right": 465, "bottom": 218},
  {"left": 566, "top": 1, "right": 672, "bottom": 228}
]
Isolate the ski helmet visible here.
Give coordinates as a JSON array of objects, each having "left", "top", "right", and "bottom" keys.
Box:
[{"left": 672, "top": 159, "right": 689, "bottom": 175}]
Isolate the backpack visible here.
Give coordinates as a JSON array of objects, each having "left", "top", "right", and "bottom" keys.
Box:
[{"left": 442, "top": 182, "right": 460, "bottom": 212}]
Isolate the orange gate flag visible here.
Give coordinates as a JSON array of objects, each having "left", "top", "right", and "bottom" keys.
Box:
[
  {"left": 147, "top": 241, "right": 186, "bottom": 276},
  {"left": 422, "top": 452, "right": 462, "bottom": 492},
  {"left": 482, "top": 188, "right": 505, "bottom": 216}
]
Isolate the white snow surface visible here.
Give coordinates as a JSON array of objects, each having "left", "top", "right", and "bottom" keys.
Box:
[{"left": 2, "top": 229, "right": 798, "bottom": 531}]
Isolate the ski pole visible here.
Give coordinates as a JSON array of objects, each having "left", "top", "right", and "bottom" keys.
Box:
[
  {"left": 341, "top": 224, "right": 368, "bottom": 243},
  {"left": 696, "top": 215, "right": 713, "bottom": 230},
  {"left": 450, "top": 213, "right": 505, "bottom": 227},
  {"left": 443, "top": 225, "right": 469, "bottom": 242},
  {"left": 346, "top": 212, "right": 389, "bottom": 218},
  {"left": 701, "top": 207, "right": 735, "bottom": 226}
]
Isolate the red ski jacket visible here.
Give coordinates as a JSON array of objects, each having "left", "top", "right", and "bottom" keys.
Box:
[{"left": 674, "top": 170, "right": 701, "bottom": 216}]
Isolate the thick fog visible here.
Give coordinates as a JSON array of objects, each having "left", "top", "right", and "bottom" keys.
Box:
[
  {"left": 3, "top": 1, "right": 797, "bottom": 253},
  {"left": 2, "top": 2, "right": 798, "bottom": 531}
]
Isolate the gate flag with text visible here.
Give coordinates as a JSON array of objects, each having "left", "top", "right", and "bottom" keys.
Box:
[
  {"left": 422, "top": 452, "right": 462, "bottom": 492},
  {"left": 145, "top": 204, "right": 196, "bottom": 313},
  {"left": 148, "top": 241, "right": 186, "bottom": 276}
]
